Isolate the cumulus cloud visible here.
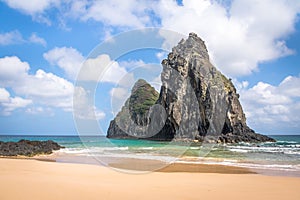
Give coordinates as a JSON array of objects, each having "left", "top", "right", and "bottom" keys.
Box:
[
  {"left": 110, "top": 87, "right": 131, "bottom": 115},
  {"left": 238, "top": 75, "right": 300, "bottom": 133},
  {"left": 42, "top": 0, "right": 298, "bottom": 78},
  {"left": 0, "top": 30, "right": 24, "bottom": 45},
  {"left": 0, "top": 56, "right": 74, "bottom": 113},
  {"left": 155, "top": 0, "right": 300, "bottom": 77},
  {"left": 17, "top": 69, "right": 74, "bottom": 111},
  {"left": 44, "top": 48, "right": 130, "bottom": 84},
  {"left": 0, "top": 56, "right": 107, "bottom": 117},
  {"left": 29, "top": 33, "right": 47, "bottom": 47},
  {"left": 4, "top": 1, "right": 299, "bottom": 78},
  {"left": 150, "top": 75, "right": 162, "bottom": 92},
  {"left": 2, "top": 0, "right": 158, "bottom": 28},
  {"left": 0, "top": 56, "right": 30, "bottom": 85},
  {"left": 2, "top": 0, "right": 59, "bottom": 15},
  {"left": 108, "top": 70, "right": 136, "bottom": 114},
  {"left": 73, "top": 87, "right": 105, "bottom": 120},
  {"left": 25, "top": 106, "right": 53, "bottom": 115},
  {"left": 80, "top": 0, "right": 156, "bottom": 28},
  {"left": 0, "top": 30, "right": 47, "bottom": 46},
  {"left": 0, "top": 88, "right": 10, "bottom": 102},
  {"left": 0, "top": 88, "right": 32, "bottom": 115},
  {"left": 110, "top": 87, "right": 129, "bottom": 101},
  {"left": 44, "top": 47, "right": 84, "bottom": 79},
  {"left": 156, "top": 51, "right": 168, "bottom": 61},
  {"left": 78, "top": 54, "right": 128, "bottom": 83}
]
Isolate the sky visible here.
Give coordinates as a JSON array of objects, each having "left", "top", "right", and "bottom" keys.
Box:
[{"left": 0, "top": 0, "right": 300, "bottom": 135}]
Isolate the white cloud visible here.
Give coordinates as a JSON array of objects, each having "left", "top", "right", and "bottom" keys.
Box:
[
  {"left": 238, "top": 75, "right": 300, "bottom": 133},
  {"left": 0, "top": 56, "right": 30, "bottom": 85},
  {"left": 80, "top": 0, "right": 155, "bottom": 28},
  {"left": 0, "top": 88, "right": 10, "bottom": 102},
  {"left": 68, "top": 0, "right": 87, "bottom": 17},
  {"left": 2, "top": 0, "right": 59, "bottom": 14},
  {"left": 0, "top": 30, "right": 47, "bottom": 46},
  {"left": 110, "top": 87, "right": 131, "bottom": 115},
  {"left": 3, "top": 0, "right": 157, "bottom": 28},
  {"left": 155, "top": 0, "right": 300, "bottom": 77},
  {"left": 78, "top": 54, "right": 128, "bottom": 83},
  {"left": 73, "top": 87, "right": 105, "bottom": 120},
  {"left": 108, "top": 70, "right": 136, "bottom": 114},
  {"left": 4, "top": 0, "right": 300, "bottom": 76},
  {"left": 16, "top": 69, "right": 74, "bottom": 111},
  {"left": 44, "top": 47, "right": 84, "bottom": 79},
  {"left": 0, "top": 56, "right": 74, "bottom": 113},
  {"left": 0, "top": 30, "right": 24, "bottom": 45},
  {"left": 0, "top": 88, "right": 32, "bottom": 115},
  {"left": 29, "top": 33, "right": 47, "bottom": 47},
  {"left": 44, "top": 47, "right": 132, "bottom": 84},
  {"left": 150, "top": 75, "right": 162, "bottom": 92},
  {"left": 110, "top": 87, "right": 129, "bottom": 101},
  {"left": 0, "top": 56, "right": 108, "bottom": 117},
  {"left": 44, "top": 48, "right": 132, "bottom": 84},
  {"left": 25, "top": 106, "right": 53, "bottom": 115},
  {"left": 279, "top": 76, "right": 300, "bottom": 97},
  {"left": 40, "top": 0, "right": 296, "bottom": 77},
  {"left": 156, "top": 51, "right": 168, "bottom": 61}
]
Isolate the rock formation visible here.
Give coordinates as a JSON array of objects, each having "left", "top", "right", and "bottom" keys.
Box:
[
  {"left": 0, "top": 139, "right": 64, "bottom": 156},
  {"left": 107, "top": 79, "right": 164, "bottom": 139},
  {"left": 107, "top": 33, "right": 275, "bottom": 143}
]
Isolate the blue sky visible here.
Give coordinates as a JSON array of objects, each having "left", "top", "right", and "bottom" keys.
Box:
[{"left": 0, "top": 0, "right": 300, "bottom": 135}]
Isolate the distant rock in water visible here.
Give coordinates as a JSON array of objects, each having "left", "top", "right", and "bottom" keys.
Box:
[
  {"left": 0, "top": 140, "right": 64, "bottom": 157},
  {"left": 107, "top": 33, "right": 275, "bottom": 143}
]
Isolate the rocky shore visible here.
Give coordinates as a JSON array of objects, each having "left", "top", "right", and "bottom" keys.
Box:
[{"left": 0, "top": 139, "right": 64, "bottom": 157}]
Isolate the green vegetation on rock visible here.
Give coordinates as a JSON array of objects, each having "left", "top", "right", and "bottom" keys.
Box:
[{"left": 129, "top": 79, "right": 159, "bottom": 116}]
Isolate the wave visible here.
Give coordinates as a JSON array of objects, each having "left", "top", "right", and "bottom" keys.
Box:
[
  {"left": 225, "top": 140, "right": 300, "bottom": 155},
  {"left": 176, "top": 157, "right": 300, "bottom": 172},
  {"left": 139, "top": 147, "right": 154, "bottom": 150},
  {"left": 227, "top": 146, "right": 300, "bottom": 155},
  {"left": 59, "top": 146, "right": 129, "bottom": 154}
]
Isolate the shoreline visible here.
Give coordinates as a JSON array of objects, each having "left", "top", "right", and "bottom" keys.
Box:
[
  {"left": 45, "top": 152, "right": 300, "bottom": 177},
  {"left": 0, "top": 158, "right": 300, "bottom": 200},
  {"left": 0, "top": 154, "right": 255, "bottom": 174},
  {"left": 1, "top": 135, "right": 299, "bottom": 177},
  {"left": 2, "top": 153, "right": 300, "bottom": 177}
]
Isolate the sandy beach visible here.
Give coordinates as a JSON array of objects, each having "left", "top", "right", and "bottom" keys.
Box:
[{"left": 0, "top": 158, "right": 299, "bottom": 200}]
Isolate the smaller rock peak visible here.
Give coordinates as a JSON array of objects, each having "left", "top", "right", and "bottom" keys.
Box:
[
  {"left": 132, "top": 79, "right": 151, "bottom": 92},
  {"left": 135, "top": 79, "right": 148, "bottom": 85}
]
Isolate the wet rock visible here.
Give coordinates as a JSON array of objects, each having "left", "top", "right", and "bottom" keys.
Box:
[{"left": 0, "top": 139, "right": 64, "bottom": 157}]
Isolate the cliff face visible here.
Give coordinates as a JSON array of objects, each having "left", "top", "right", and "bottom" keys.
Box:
[{"left": 107, "top": 33, "right": 275, "bottom": 143}]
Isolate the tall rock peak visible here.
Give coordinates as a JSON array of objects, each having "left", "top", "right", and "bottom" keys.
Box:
[
  {"left": 171, "top": 32, "right": 209, "bottom": 61},
  {"left": 107, "top": 33, "right": 275, "bottom": 143}
]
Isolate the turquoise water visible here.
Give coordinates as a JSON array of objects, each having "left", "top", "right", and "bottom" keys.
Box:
[{"left": 1, "top": 135, "right": 300, "bottom": 174}]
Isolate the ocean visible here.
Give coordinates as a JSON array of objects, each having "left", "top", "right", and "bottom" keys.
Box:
[{"left": 1, "top": 135, "right": 299, "bottom": 176}]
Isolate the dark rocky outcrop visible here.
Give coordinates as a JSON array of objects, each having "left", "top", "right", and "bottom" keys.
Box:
[
  {"left": 107, "top": 33, "right": 275, "bottom": 143},
  {"left": 0, "top": 140, "right": 64, "bottom": 156}
]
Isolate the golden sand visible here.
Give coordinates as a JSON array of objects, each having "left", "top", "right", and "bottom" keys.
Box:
[{"left": 0, "top": 158, "right": 299, "bottom": 200}]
